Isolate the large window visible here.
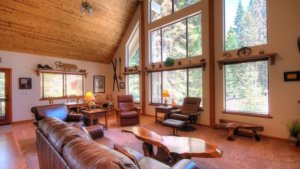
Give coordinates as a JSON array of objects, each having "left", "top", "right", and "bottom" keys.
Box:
[
  {"left": 126, "top": 25, "right": 140, "bottom": 103},
  {"left": 41, "top": 73, "right": 84, "bottom": 98},
  {"left": 127, "top": 26, "right": 140, "bottom": 67},
  {"left": 150, "top": 14, "right": 202, "bottom": 63},
  {"left": 127, "top": 74, "right": 140, "bottom": 102},
  {"left": 224, "top": 0, "right": 267, "bottom": 51},
  {"left": 150, "top": 0, "right": 200, "bottom": 22},
  {"left": 150, "top": 68, "right": 202, "bottom": 105},
  {"left": 224, "top": 60, "right": 269, "bottom": 115}
]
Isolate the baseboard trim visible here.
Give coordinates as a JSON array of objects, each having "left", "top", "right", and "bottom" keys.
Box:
[{"left": 12, "top": 119, "right": 34, "bottom": 124}]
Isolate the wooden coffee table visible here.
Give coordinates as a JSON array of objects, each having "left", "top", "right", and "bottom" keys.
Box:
[
  {"left": 122, "top": 127, "right": 222, "bottom": 164},
  {"left": 81, "top": 108, "right": 108, "bottom": 129}
]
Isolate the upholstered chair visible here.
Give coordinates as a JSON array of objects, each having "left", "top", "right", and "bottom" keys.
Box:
[
  {"left": 116, "top": 95, "right": 140, "bottom": 126},
  {"left": 168, "top": 97, "right": 201, "bottom": 130}
]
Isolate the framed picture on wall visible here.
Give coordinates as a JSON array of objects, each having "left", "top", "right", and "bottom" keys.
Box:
[
  {"left": 19, "top": 78, "right": 32, "bottom": 89},
  {"left": 93, "top": 75, "right": 105, "bottom": 93},
  {"left": 119, "top": 82, "right": 125, "bottom": 89}
]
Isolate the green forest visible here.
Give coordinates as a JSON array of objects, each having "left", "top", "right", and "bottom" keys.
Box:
[{"left": 225, "top": 0, "right": 267, "bottom": 50}]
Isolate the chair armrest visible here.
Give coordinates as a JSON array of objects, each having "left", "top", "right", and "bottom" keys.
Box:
[
  {"left": 171, "top": 159, "right": 200, "bottom": 169},
  {"left": 190, "top": 111, "right": 201, "bottom": 116},
  {"left": 84, "top": 125, "right": 104, "bottom": 140},
  {"left": 67, "top": 114, "right": 84, "bottom": 122},
  {"left": 134, "top": 107, "right": 141, "bottom": 114},
  {"left": 171, "top": 109, "right": 182, "bottom": 114}
]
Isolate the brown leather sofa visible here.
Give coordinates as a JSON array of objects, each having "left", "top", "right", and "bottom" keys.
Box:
[
  {"left": 36, "top": 117, "right": 200, "bottom": 169},
  {"left": 116, "top": 95, "right": 140, "bottom": 126},
  {"left": 31, "top": 104, "right": 84, "bottom": 125}
]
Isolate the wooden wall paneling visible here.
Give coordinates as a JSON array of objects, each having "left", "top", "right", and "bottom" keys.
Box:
[
  {"left": 141, "top": 1, "right": 146, "bottom": 115},
  {"left": 0, "top": 0, "right": 139, "bottom": 63}
]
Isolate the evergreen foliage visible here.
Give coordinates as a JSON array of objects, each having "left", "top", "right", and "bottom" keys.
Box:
[{"left": 225, "top": 0, "right": 267, "bottom": 51}]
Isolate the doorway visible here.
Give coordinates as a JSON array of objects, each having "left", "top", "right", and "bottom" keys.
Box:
[{"left": 0, "top": 68, "right": 12, "bottom": 125}]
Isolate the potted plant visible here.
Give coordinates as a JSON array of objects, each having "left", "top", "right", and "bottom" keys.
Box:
[{"left": 288, "top": 120, "right": 300, "bottom": 145}]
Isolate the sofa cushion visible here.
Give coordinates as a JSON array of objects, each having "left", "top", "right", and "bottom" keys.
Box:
[
  {"left": 39, "top": 117, "right": 91, "bottom": 153},
  {"left": 120, "top": 111, "right": 139, "bottom": 118},
  {"left": 63, "top": 139, "right": 138, "bottom": 169},
  {"left": 138, "top": 157, "right": 170, "bottom": 169},
  {"left": 38, "top": 117, "right": 69, "bottom": 137}
]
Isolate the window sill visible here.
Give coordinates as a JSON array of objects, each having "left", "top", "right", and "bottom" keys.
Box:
[{"left": 223, "top": 111, "right": 273, "bottom": 119}]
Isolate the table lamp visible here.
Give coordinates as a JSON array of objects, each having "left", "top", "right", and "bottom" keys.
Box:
[
  {"left": 84, "top": 92, "right": 95, "bottom": 110},
  {"left": 162, "top": 89, "right": 170, "bottom": 106}
]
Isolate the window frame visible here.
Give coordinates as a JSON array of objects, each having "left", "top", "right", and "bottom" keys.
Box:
[
  {"left": 149, "top": 13, "right": 202, "bottom": 63},
  {"left": 126, "top": 73, "right": 141, "bottom": 103},
  {"left": 126, "top": 23, "right": 140, "bottom": 67},
  {"left": 40, "top": 72, "right": 85, "bottom": 99},
  {"left": 149, "top": 66, "right": 203, "bottom": 106},
  {"left": 149, "top": 0, "right": 200, "bottom": 23},
  {"left": 222, "top": 58, "right": 271, "bottom": 118}
]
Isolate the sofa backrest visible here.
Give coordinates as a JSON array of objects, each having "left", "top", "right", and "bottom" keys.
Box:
[
  {"left": 32, "top": 104, "right": 68, "bottom": 121},
  {"left": 38, "top": 117, "right": 91, "bottom": 153},
  {"left": 63, "top": 139, "right": 138, "bottom": 169}
]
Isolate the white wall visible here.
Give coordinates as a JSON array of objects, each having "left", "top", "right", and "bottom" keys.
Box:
[
  {"left": 215, "top": 0, "right": 300, "bottom": 139},
  {"left": 0, "top": 50, "right": 113, "bottom": 122}
]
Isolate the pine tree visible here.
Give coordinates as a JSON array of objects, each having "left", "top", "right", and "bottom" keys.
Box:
[{"left": 233, "top": 0, "right": 245, "bottom": 48}]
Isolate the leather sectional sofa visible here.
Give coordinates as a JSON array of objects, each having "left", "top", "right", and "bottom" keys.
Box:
[{"left": 36, "top": 117, "right": 200, "bottom": 169}]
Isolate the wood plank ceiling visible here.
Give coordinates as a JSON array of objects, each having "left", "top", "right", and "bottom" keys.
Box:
[{"left": 0, "top": 0, "right": 138, "bottom": 63}]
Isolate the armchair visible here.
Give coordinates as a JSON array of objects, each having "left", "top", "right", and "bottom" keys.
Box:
[
  {"left": 168, "top": 97, "right": 201, "bottom": 130},
  {"left": 31, "top": 104, "right": 84, "bottom": 126},
  {"left": 116, "top": 95, "right": 140, "bottom": 126}
]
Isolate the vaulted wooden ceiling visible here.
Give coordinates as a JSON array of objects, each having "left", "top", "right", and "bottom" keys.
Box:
[{"left": 0, "top": 0, "right": 139, "bottom": 63}]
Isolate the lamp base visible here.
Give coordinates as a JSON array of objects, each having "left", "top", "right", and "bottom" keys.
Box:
[{"left": 163, "top": 99, "right": 168, "bottom": 106}]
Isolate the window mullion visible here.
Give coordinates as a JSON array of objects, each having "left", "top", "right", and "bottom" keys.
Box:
[{"left": 186, "top": 18, "right": 188, "bottom": 58}]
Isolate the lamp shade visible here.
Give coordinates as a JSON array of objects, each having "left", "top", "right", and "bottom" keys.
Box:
[
  {"left": 162, "top": 90, "right": 170, "bottom": 97},
  {"left": 84, "top": 92, "right": 95, "bottom": 102}
]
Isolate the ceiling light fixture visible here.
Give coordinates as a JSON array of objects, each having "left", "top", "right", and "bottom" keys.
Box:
[{"left": 81, "top": 0, "right": 93, "bottom": 16}]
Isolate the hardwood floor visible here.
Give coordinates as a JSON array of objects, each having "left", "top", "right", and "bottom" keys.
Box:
[{"left": 1, "top": 115, "right": 300, "bottom": 169}]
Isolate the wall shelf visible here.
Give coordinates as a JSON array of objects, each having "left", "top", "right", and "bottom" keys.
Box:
[
  {"left": 36, "top": 69, "right": 88, "bottom": 77},
  {"left": 217, "top": 53, "right": 277, "bottom": 70},
  {"left": 123, "top": 70, "right": 141, "bottom": 75},
  {"left": 146, "top": 62, "right": 206, "bottom": 74}
]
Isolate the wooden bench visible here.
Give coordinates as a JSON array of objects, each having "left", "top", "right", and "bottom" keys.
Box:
[{"left": 215, "top": 119, "right": 264, "bottom": 141}]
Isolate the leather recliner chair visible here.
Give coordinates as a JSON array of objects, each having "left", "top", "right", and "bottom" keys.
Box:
[
  {"left": 168, "top": 97, "right": 201, "bottom": 130},
  {"left": 116, "top": 95, "right": 140, "bottom": 126}
]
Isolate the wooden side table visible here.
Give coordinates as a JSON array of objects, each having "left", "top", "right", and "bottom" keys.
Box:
[
  {"left": 81, "top": 108, "right": 108, "bottom": 129},
  {"left": 155, "top": 106, "right": 177, "bottom": 124}
]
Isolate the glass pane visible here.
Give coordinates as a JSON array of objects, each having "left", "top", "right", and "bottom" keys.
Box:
[
  {"left": 151, "top": 72, "right": 162, "bottom": 103},
  {"left": 224, "top": 0, "right": 267, "bottom": 51},
  {"left": 163, "top": 70, "right": 187, "bottom": 105},
  {"left": 188, "top": 68, "right": 202, "bottom": 106},
  {"left": 66, "top": 75, "right": 83, "bottom": 96},
  {"left": 127, "top": 74, "right": 140, "bottom": 102},
  {"left": 0, "top": 72, "right": 5, "bottom": 118},
  {"left": 128, "top": 27, "right": 140, "bottom": 67},
  {"left": 150, "top": 29, "right": 162, "bottom": 63},
  {"left": 224, "top": 60, "right": 269, "bottom": 114},
  {"left": 43, "top": 73, "right": 63, "bottom": 98},
  {"left": 188, "top": 14, "right": 202, "bottom": 57},
  {"left": 174, "top": 0, "right": 200, "bottom": 12},
  {"left": 162, "top": 20, "right": 187, "bottom": 61},
  {"left": 150, "top": 0, "right": 172, "bottom": 22}
]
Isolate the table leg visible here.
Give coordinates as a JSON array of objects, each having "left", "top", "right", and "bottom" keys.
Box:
[
  {"left": 90, "top": 117, "right": 93, "bottom": 126},
  {"left": 142, "top": 142, "right": 154, "bottom": 157},
  {"left": 105, "top": 111, "right": 108, "bottom": 129},
  {"left": 155, "top": 109, "right": 158, "bottom": 124}
]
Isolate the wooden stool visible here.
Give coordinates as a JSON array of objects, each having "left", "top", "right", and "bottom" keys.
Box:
[{"left": 215, "top": 119, "right": 264, "bottom": 141}]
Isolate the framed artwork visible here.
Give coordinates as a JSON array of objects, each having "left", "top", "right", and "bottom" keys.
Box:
[
  {"left": 119, "top": 82, "right": 125, "bottom": 89},
  {"left": 93, "top": 75, "right": 105, "bottom": 93},
  {"left": 284, "top": 71, "right": 300, "bottom": 82},
  {"left": 19, "top": 78, "right": 32, "bottom": 89}
]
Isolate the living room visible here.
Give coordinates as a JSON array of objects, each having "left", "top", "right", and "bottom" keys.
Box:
[{"left": 0, "top": 0, "right": 300, "bottom": 169}]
